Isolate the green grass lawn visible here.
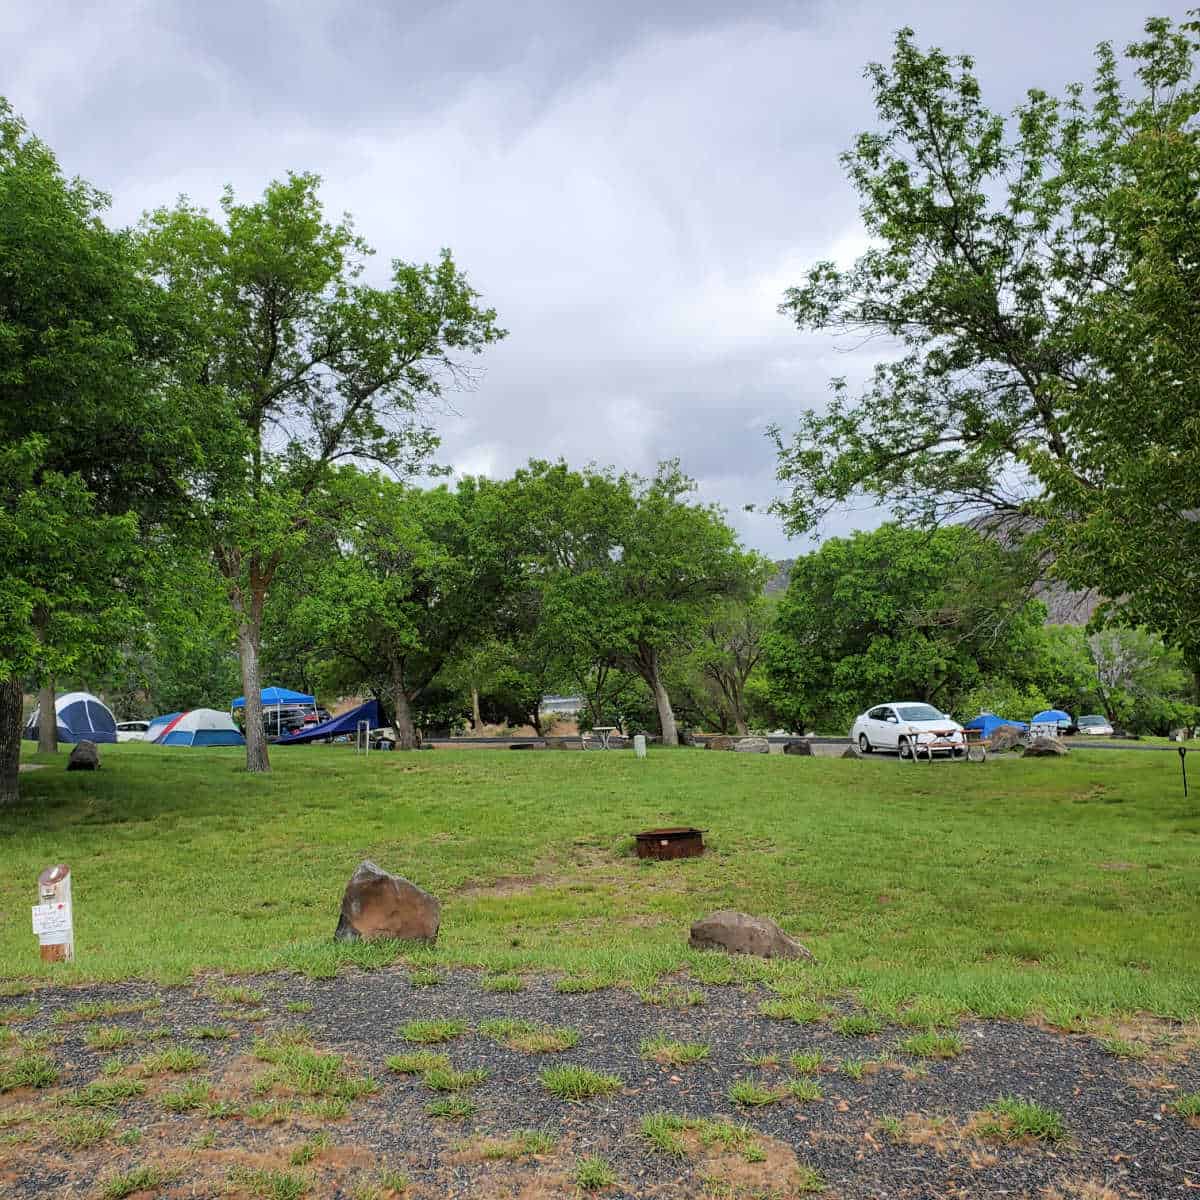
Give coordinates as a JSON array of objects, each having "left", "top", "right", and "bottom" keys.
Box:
[{"left": 4, "top": 742, "right": 1199, "bottom": 1019}]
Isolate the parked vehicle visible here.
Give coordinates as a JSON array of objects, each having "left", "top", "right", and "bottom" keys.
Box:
[
  {"left": 1077, "top": 714, "right": 1115, "bottom": 736},
  {"left": 851, "top": 702, "right": 966, "bottom": 759},
  {"left": 115, "top": 720, "right": 150, "bottom": 742}
]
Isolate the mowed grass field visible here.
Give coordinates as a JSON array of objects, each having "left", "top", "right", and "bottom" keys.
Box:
[{"left": 4, "top": 742, "right": 1199, "bottom": 1020}]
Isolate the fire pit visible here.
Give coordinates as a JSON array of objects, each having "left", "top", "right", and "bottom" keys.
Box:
[{"left": 634, "top": 827, "right": 704, "bottom": 860}]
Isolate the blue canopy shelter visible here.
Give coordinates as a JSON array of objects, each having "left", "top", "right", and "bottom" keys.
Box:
[
  {"left": 277, "top": 700, "right": 381, "bottom": 745},
  {"left": 1031, "top": 709, "right": 1072, "bottom": 728},
  {"left": 964, "top": 713, "right": 1028, "bottom": 737},
  {"left": 230, "top": 687, "right": 315, "bottom": 709}
]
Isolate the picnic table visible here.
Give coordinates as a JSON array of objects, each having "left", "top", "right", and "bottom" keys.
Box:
[{"left": 590, "top": 726, "right": 618, "bottom": 750}]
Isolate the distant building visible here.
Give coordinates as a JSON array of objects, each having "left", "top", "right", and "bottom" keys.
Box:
[{"left": 539, "top": 694, "right": 585, "bottom": 717}]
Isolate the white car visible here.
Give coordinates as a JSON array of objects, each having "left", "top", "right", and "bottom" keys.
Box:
[
  {"left": 1077, "top": 715, "right": 1115, "bottom": 736},
  {"left": 115, "top": 720, "right": 150, "bottom": 742},
  {"left": 851, "top": 702, "right": 966, "bottom": 759}
]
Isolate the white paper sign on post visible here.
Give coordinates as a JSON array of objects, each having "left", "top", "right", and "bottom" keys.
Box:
[
  {"left": 35, "top": 864, "right": 74, "bottom": 962},
  {"left": 32, "top": 903, "right": 71, "bottom": 941}
]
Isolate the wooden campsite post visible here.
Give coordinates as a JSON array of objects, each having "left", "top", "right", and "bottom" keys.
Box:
[{"left": 32, "top": 864, "right": 74, "bottom": 963}]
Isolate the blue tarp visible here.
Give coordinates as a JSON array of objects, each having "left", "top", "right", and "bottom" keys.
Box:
[
  {"left": 230, "top": 687, "right": 315, "bottom": 710},
  {"left": 277, "top": 699, "right": 381, "bottom": 745},
  {"left": 964, "top": 714, "right": 1028, "bottom": 736}
]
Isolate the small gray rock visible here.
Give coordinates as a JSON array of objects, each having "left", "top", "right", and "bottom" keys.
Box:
[
  {"left": 1022, "top": 736, "right": 1069, "bottom": 757},
  {"left": 782, "top": 740, "right": 812, "bottom": 756},
  {"left": 334, "top": 860, "right": 440, "bottom": 944},
  {"left": 734, "top": 736, "right": 769, "bottom": 754},
  {"left": 706, "top": 735, "right": 735, "bottom": 751},
  {"left": 66, "top": 740, "right": 100, "bottom": 771},
  {"left": 690, "top": 910, "right": 813, "bottom": 961}
]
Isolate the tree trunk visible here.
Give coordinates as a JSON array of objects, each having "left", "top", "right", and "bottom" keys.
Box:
[
  {"left": 236, "top": 615, "right": 271, "bottom": 774},
  {"left": 0, "top": 676, "right": 23, "bottom": 808},
  {"left": 392, "top": 688, "right": 419, "bottom": 750},
  {"left": 734, "top": 713, "right": 749, "bottom": 736},
  {"left": 37, "top": 679, "right": 57, "bottom": 754},
  {"left": 471, "top": 686, "right": 482, "bottom": 731},
  {"left": 634, "top": 648, "right": 678, "bottom": 747}
]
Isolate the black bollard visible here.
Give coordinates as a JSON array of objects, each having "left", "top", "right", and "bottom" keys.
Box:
[{"left": 1180, "top": 746, "right": 1189, "bottom": 798}]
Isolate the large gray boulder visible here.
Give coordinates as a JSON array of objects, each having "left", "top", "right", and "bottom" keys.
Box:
[
  {"left": 66, "top": 740, "right": 100, "bottom": 771},
  {"left": 988, "top": 725, "right": 1025, "bottom": 753},
  {"left": 783, "top": 739, "right": 813, "bottom": 756},
  {"left": 1022, "top": 736, "right": 1069, "bottom": 758},
  {"left": 706, "top": 735, "right": 735, "bottom": 751},
  {"left": 689, "top": 910, "right": 813, "bottom": 961},
  {"left": 334, "top": 861, "right": 440, "bottom": 944},
  {"left": 734, "top": 736, "right": 769, "bottom": 754}
]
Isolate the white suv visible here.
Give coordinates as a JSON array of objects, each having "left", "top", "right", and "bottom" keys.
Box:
[{"left": 851, "top": 703, "right": 965, "bottom": 759}]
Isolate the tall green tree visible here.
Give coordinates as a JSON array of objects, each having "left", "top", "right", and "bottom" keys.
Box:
[
  {"left": 140, "top": 174, "right": 503, "bottom": 771},
  {"left": 516, "top": 461, "right": 759, "bottom": 745},
  {"left": 268, "top": 468, "right": 522, "bottom": 749},
  {"left": 689, "top": 592, "right": 774, "bottom": 735},
  {"left": 770, "top": 17, "right": 1200, "bottom": 679},
  {"left": 0, "top": 100, "right": 194, "bottom": 804},
  {"left": 765, "top": 524, "right": 1044, "bottom": 732}
]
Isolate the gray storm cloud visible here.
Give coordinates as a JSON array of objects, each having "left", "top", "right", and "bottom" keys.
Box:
[{"left": 3, "top": 0, "right": 1159, "bottom": 555}]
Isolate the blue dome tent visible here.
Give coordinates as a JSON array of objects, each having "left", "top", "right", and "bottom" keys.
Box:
[
  {"left": 149, "top": 709, "right": 245, "bottom": 747},
  {"left": 24, "top": 692, "right": 118, "bottom": 744}
]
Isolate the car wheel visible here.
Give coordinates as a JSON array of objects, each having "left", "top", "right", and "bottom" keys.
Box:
[
  {"left": 898, "top": 736, "right": 912, "bottom": 760},
  {"left": 858, "top": 733, "right": 872, "bottom": 754}
]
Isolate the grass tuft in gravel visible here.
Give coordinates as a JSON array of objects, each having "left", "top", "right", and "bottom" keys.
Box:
[
  {"left": 0, "top": 1103, "right": 37, "bottom": 1128},
  {"left": 228, "top": 1164, "right": 310, "bottom": 1199},
  {"left": 289, "top": 1132, "right": 331, "bottom": 1166},
  {"left": 975, "top": 1096, "right": 1068, "bottom": 1143},
  {"left": 350, "top": 1167, "right": 410, "bottom": 1199},
  {"left": 1171, "top": 1092, "right": 1200, "bottom": 1118},
  {"left": 789, "top": 1050, "right": 824, "bottom": 1074},
  {"left": 254, "top": 1042, "right": 377, "bottom": 1100},
  {"left": 422, "top": 1065, "right": 488, "bottom": 1092},
  {"left": 480, "top": 974, "right": 524, "bottom": 993},
  {"left": 98, "top": 1165, "right": 179, "bottom": 1199},
  {"left": 0, "top": 1002, "right": 37, "bottom": 1023},
  {"left": 639, "top": 1036, "right": 710, "bottom": 1066},
  {"left": 834, "top": 1014, "right": 884, "bottom": 1037},
  {"left": 63, "top": 1078, "right": 146, "bottom": 1108},
  {"left": 285, "top": 1001, "right": 314, "bottom": 1014},
  {"left": 408, "top": 969, "right": 441, "bottom": 988},
  {"left": 426, "top": 1095, "right": 475, "bottom": 1119},
  {"left": 638, "top": 985, "right": 704, "bottom": 1009},
  {"left": 639, "top": 1111, "right": 690, "bottom": 1158},
  {"left": 791, "top": 1164, "right": 826, "bottom": 1194},
  {"left": 188, "top": 1024, "right": 236, "bottom": 1040},
  {"left": 55, "top": 1113, "right": 116, "bottom": 1148},
  {"left": 161, "top": 1080, "right": 214, "bottom": 1113},
  {"left": 0, "top": 1049, "right": 59, "bottom": 1092},
  {"left": 209, "top": 984, "right": 265, "bottom": 1007},
  {"left": 478, "top": 1018, "right": 578, "bottom": 1053},
  {"left": 728, "top": 1078, "right": 785, "bottom": 1106},
  {"left": 53, "top": 999, "right": 161, "bottom": 1025},
  {"left": 1099, "top": 1037, "right": 1148, "bottom": 1060},
  {"left": 398, "top": 1018, "right": 466, "bottom": 1044},
  {"left": 134, "top": 1045, "right": 206, "bottom": 1075},
  {"left": 555, "top": 975, "right": 607, "bottom": 994},
  {"left": 758, "top": 997, "right": 829, "bottom": 1024},
  {"left": 477, "top": 1128, "right": 557, "bottom": 1159},
  {"left": 539, "top": 1064, "right": 622, "bottom": 1100},
  {"left": 574, "top": 1155, "right": 617, "bottom": 1191},
  {"left": 745, "top": 1051, "right": 779, "bottom": 1067},
  {"left": 898, "top": 1032, "right": 964, "bottom": 1059},
  {"left": 386, "top": 1051, "right": 450, "bottom": 1075},
  {"left": 85, "top": 1026, "right": 137, "bottom": 1051},
  {"left": 787, "top": 1077, "right": 823, "bottom": 1102}
]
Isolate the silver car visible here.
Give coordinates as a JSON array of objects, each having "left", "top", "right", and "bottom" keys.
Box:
[{"left": 1077, "top": 715, "right": 1115, "bottom": 736}]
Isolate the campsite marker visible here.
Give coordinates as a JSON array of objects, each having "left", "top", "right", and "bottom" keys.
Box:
[{"left": 33, "top": 864, "right": 74, "bottom": 963}]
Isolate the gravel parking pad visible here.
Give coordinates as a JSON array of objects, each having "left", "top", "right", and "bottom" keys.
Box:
[{"left": 1, "top": 969, "right": 1198, "bottom": 1198}]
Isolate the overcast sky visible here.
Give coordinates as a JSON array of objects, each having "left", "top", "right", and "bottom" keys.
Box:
[{"left": 3, "top": 0, "right": 1168, "bottom": 556}]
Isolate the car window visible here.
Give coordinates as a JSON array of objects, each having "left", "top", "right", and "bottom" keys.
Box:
[
  {"left": 895, "top": 704, "right": 944, "bottom": 721},
  {"left": 867, "top": 707, "right": 888, "bottom": 720}
]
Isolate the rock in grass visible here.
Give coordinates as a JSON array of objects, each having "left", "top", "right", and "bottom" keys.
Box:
[
  {"left": 1023, "top": 736, "right": 1069, "bottom": 758},
  {"left": 689, "top": 910, "right": 813, "bottom": 961},
  {"left": 706, "top": 736, "right": 734, "bottom": 751},
  {"left": 66, "top": 741, "right": 100, "bottom": 771},
  {"left": 840, "top": 745, "right": 862, "bottom": 759},
  {"left": 334, "top": 861, "right": 440, "bottom": 945},
  {"left": 783, "top": 740, "right": 812, "bottom": 756},
  {"left": 988, "top": 726, "right": 1025, "bottom": 753},
  {"left": 734, "top": 737, "right": 769, "bottom": 754}
]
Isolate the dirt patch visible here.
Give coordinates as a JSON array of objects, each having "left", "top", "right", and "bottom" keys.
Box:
[
  {"left": 456, "top": 874, "right": 552, "bottom": 899},
  {"left": 17, "top": 764, "right": 46, "bottom": 773}
]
